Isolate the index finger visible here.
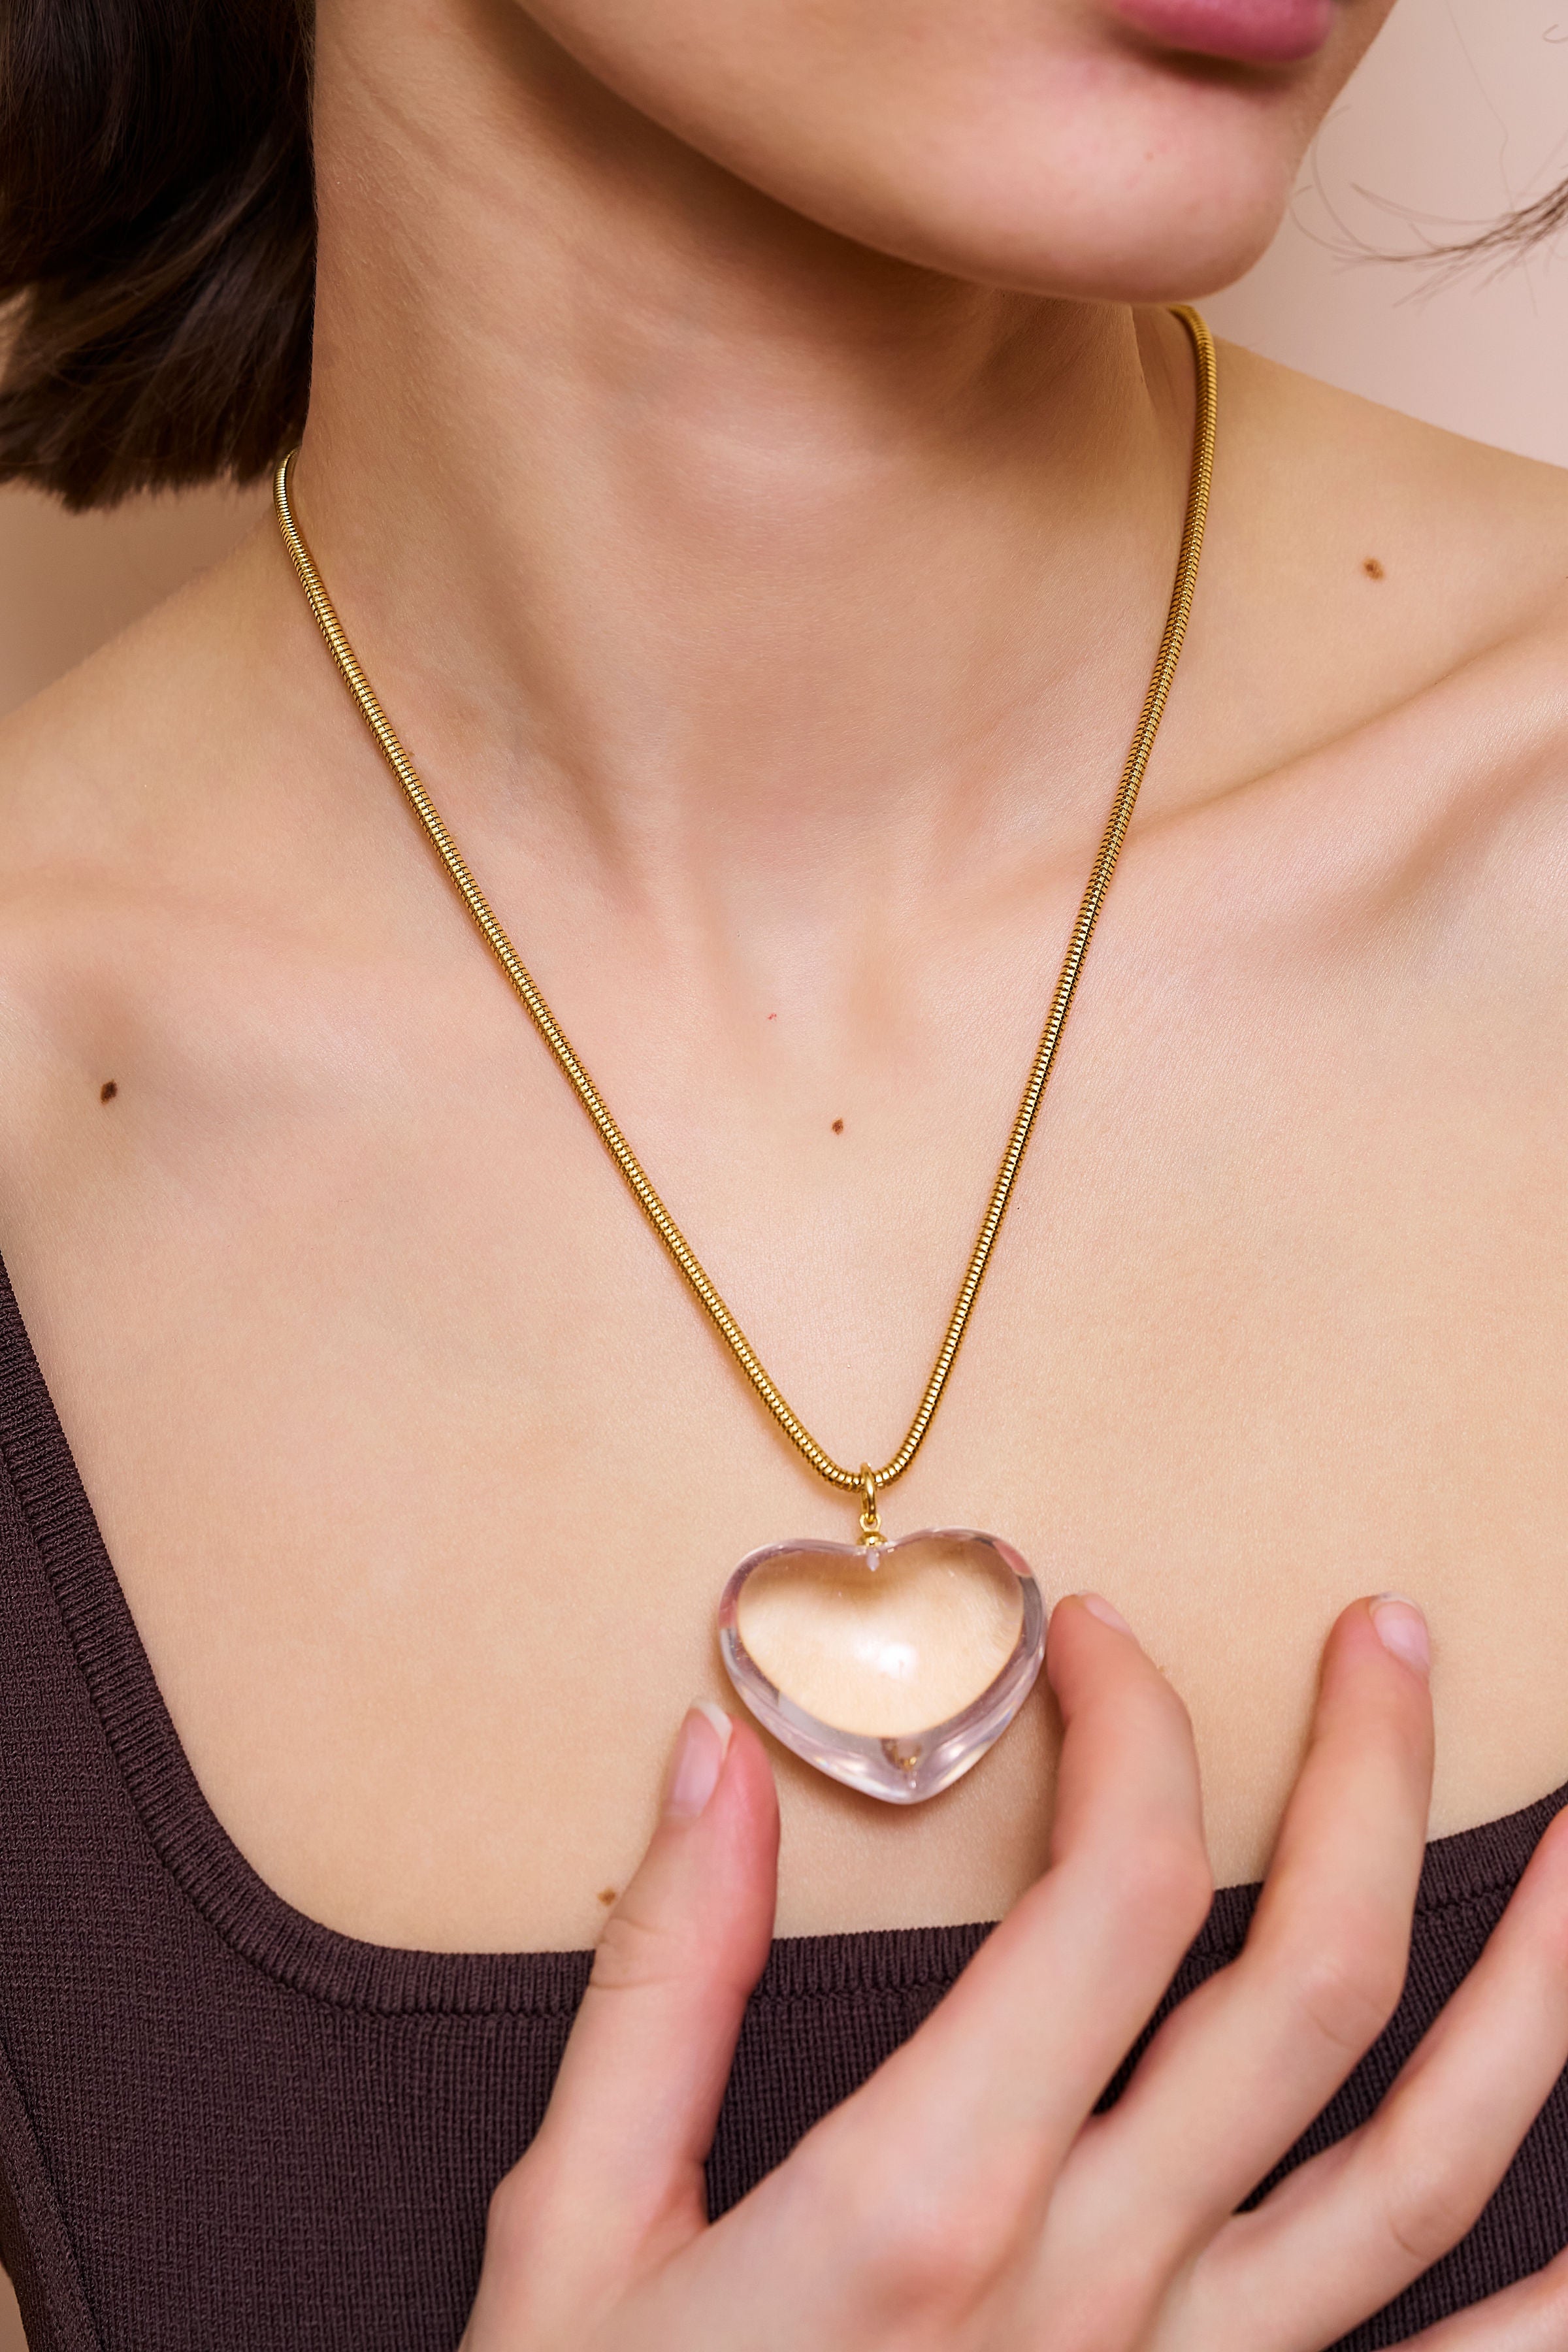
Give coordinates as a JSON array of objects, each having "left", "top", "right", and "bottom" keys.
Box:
[{"left": 794, "top": 1598, "right": 1212, "bottom": 2242}]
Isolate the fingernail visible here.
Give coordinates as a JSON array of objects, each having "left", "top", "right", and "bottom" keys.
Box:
[
  {"left": 1371, "top": 1595, "right": 1430, "bottom": 1678},
  {"left": 664, "top": 1701, "right": 734, "bottom": 1820},
  {"left": 1079, "top": 1593, "right": 1134, "bottom": 1635}
]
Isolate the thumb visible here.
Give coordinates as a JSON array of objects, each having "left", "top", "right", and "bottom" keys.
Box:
[{"left": 529, "top": 1703, "right": 779, "bottom": 2268}]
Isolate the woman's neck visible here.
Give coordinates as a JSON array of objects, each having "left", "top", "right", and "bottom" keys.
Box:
[{"left": 296, "top": 0, "right": 1199, "bottom": 911}]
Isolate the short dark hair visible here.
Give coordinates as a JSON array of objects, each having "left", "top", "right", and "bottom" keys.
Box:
[
  {"left": 0, "top": 0, "right": 314, "bottom": 509},
  {"left": 1, "top": 3, "right": 1563, "bottom": 512}
]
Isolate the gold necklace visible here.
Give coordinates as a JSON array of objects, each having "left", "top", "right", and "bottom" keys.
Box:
[{"left": 274, "top": 304, "right": 1217, "bottom": 1803}]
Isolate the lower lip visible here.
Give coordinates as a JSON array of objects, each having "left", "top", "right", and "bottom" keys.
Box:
[{"left": 1107, "top": 0, "right": 1335, "bottom": 66}]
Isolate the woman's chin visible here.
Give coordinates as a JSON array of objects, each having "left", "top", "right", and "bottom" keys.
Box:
[
  {"left": 802, "top": 133, "right": 1301, "bottom": 307},
  {"left": 914, "top": 196, "right": 1291, "bottom": 306},
  {"left": 521, "top": 0, "right": 1388, "bottom": 309},
  {"left": 649, "top": 42, "right": 1333, "bottom": 307}
]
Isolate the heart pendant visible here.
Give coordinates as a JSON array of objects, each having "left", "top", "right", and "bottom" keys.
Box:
[{"left": 717, "top": 1529, "right": 1046, "bottom": 1804}]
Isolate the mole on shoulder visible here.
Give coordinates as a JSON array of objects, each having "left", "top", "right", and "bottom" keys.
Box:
[
  {"left": 832, "top": 1118, "right": 844, "bottom": 1134},
  {"left": 99, "top": 1080, "right": 118, "bottom": 1103},
  {"left": 596, "top": 1887, "right": 617, "bottom": 1908},
  {"left": 1362, "top": 557, "right": 1386, "bottom": 580}
]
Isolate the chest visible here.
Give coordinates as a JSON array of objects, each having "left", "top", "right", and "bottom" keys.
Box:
[{"left": 10, "top": 895, "right": 1567, "bottom": 1950}]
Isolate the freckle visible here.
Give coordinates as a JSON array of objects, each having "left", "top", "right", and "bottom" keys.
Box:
[
  {"left": 1363, "top": 557, "right": 1385, "bottom": 580},
  {"left": 832, "top": 1119, "right": 843, "bottom": 1134},
  {"left": 99, "top": 1080, "right": 118, "bottom": 1103},
  {"left": 597, "top": 1887, "right": 617, "bottom": 1907}
]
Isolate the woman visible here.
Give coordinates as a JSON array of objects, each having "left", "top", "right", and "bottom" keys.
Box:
[{"left": 1, "top": 0, "right": 1566, "bottom": 2343}]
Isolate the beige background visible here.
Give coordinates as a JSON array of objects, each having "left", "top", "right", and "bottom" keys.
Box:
[{"left": 0, "top": 0, "right": 1563, "bottom": 2339}]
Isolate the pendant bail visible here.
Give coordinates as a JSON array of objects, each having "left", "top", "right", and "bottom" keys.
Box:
[{"left": 857, "top": 1465, "right": 883, "bottom": 1547}]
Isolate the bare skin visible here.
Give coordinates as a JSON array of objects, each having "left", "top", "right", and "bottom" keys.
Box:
[{"left": 1, "top": 0, "right": 1567, "bottom": 1966}]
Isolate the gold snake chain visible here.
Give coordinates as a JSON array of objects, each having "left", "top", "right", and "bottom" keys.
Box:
[{"left": 274, "top": 304, "right": 1217, "bottom": 1512}]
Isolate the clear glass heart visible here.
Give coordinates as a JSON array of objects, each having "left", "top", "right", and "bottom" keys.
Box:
[{"left": 717, "top": 1529, "right": 1046, "bottom": 1803}]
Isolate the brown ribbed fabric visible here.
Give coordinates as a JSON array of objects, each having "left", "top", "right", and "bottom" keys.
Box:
[{"left": 0, "top": 1254, "right": 1563, "bottom": 2351}]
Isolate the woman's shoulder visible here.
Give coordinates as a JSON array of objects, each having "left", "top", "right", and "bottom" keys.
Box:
[
  {"left": 0, "top": 527, "right": 377, "bottom": 1199},
  {"left": 0, "top": 523, "right": 278, "bottom": 898},
  {"left": 1200, "top": 340, "right": 1568, "bottom": 828},
  {"left": 1217, "top": 337, "right": 1568, "bottom": 571},
  {"left": 1177, "top": 346, "right": 1568, "bottom": 1083},
  {"left": 0, "top": 529, "right": 251, "bottom": 974}
]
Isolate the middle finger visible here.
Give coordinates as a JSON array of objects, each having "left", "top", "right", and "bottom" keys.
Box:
[{"left": 1050, "top": 1597, "right": 1435, "bottom": 2276}]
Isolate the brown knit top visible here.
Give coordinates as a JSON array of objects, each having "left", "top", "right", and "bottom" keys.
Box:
[{"left": 0, "top": 1253, "right": 1563, "bottom": 2351}]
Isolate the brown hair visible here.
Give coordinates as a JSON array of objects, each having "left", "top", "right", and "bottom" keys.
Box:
[
  {"left": 0, "top": 0, "right": 314, "bottom": 508},
  {"left": 1418, "top": 182, "right": 1568, "bottom": 274},
  {"left": 1, "top": 4, "right": 1563, "bottom": 511}
]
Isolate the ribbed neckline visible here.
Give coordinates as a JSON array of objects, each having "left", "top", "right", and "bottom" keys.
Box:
[{"left": 1, "top": 1250, "right": 1561, "bottom": 2019}]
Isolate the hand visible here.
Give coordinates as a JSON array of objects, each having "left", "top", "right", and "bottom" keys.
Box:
[{"left": 459, "top": 1596, "right": 1568, "bottom": 2350}]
